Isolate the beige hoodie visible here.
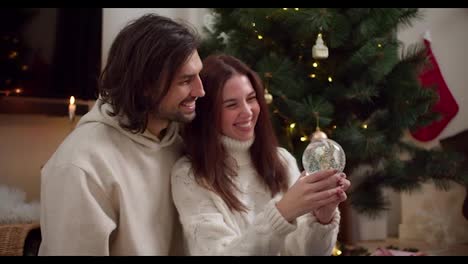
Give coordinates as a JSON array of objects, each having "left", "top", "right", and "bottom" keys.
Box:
[{"left": 39, "top": 100, "right": 184, "bottom": 255}]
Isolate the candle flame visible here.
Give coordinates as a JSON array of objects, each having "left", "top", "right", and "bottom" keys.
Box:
[{"left": 70, "top": 96, "right": 75, "bottom": 105}]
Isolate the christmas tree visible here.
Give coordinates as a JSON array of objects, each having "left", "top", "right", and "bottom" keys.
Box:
[{"left": 200, "top": 8, "right": 468, "bottom": 216}]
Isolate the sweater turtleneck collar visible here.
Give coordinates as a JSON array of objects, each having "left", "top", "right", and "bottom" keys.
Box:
[{"left": 220, "top": 135, "right": 254, "bottom": 167}]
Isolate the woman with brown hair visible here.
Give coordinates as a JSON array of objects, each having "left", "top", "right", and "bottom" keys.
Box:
[{"left": 171, "top": 54, "right": 351, "bottom": 255}]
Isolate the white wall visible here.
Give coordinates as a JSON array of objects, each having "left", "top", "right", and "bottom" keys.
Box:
[{"left": 101, "top": 8, "right": 210, "bottom": 69}]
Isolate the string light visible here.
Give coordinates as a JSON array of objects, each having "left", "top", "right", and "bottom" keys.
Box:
[
  {"left": 8, "top": 51, "right": 18, "bottom": 59},
  {"left": 312, "top": 62, "right": 318, "bottom": 68},
  {"left": 300, "top": 136, "right": 308, "bottom": 142},
  {"left": 362, "top": 123, "right": 368, "bottom": 129},
  {"left": 294, "top": 8, "right": 299, "bottom": 11},
  {"left": 309, "top": 73, "right": 316, "bottom": 78},
  {"left": 288, "top": 123, "right": 296, "bottom": 134},
  {"left": 378, "top": 43, "right": 382, "bottom": 48},
  {"left": 333, "top": 125, "right": 337, "bottom": 129},
  {"left": 252, "top": 22, "right": 256, "bottom": 27},
  {"left": 332, "top": 246, "right": 342, "bottom": 256},
  {"left": 328, "top": 76, "right": 333, "bottom": 82},
  {"left": 257, "top": 35, "right": 263, "bottom": 40},
  {"left": 283, "top": 8, "right": 288, "bottom": 10}
]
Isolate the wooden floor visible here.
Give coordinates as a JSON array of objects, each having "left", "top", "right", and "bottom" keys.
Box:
[{"left": 356, "top": 238, "right": 468, "bottom": 256}]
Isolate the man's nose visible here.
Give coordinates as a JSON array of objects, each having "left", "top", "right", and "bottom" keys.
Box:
[{"left": 191, "top": 75, "right": 205, "bottom": 97}]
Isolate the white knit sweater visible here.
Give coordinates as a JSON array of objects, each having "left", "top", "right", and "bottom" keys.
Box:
[{"left": 171, "top": 136, "right": 340, "bottom": 256}]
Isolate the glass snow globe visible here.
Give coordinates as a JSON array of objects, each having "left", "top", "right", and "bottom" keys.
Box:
[{"left": 302, "top": 128, "right": 346, "bottom": 174}]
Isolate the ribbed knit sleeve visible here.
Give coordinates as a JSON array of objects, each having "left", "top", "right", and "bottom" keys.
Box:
[
  {"left": 171, "top": 157, "right": 297, "bottom": 256},
  {"left": 282, "top": 209, "right": 340, "bottom": 255}
]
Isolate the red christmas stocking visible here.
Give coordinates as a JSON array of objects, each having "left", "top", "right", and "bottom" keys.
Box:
[{"left": 410, "top": 36, "right": 459, "bottom": 142}]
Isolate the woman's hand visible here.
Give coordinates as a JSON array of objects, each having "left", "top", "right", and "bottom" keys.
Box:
[
  {"left": 313, "top": 173, "right": 350, "bottom": 224},
  {"left": 275, "top": 169, "right": 347, "bottom": 222}
]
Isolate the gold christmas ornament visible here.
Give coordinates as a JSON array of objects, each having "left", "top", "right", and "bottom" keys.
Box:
[
  {"left": 311, "top": 129, "right": 328, "bottom": 140},
  {"left": 312, "top": 33, "right": 329, "bottom": 59},
  {"left": 264, "top": 89, "right": 273, "bottom": 104},
  {"left": 263, "top": 72, "right": 273, "bottom": 104}
]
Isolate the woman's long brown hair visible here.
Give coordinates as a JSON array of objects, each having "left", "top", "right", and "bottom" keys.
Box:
[{"left": 183, "top": 54, "right": 289, "bottom": 212}]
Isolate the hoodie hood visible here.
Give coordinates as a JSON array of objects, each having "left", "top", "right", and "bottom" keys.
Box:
[{"left": 77, "top": 99, "right": 180, "bottom": 150}]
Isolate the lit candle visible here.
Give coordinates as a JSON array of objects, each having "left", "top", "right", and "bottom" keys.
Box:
[{"left": 69, "top": 96, "right": 76, "bottom": 121}]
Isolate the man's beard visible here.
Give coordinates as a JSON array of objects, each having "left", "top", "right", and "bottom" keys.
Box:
[{"left": 155, "top": 108, "right": 196, "bottom": 123}]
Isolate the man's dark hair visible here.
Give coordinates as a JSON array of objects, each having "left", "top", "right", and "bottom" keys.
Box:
[{"left": 99, "top": 13, "right": 200, "bottom": 133}]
